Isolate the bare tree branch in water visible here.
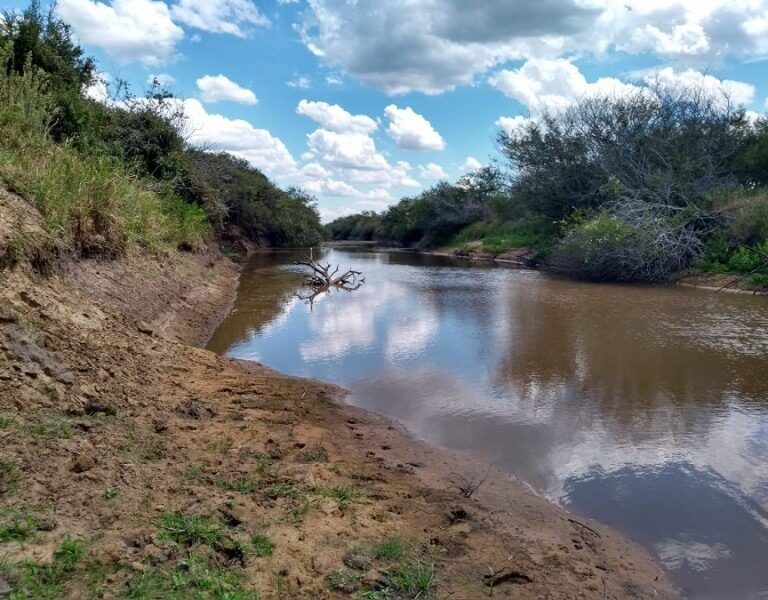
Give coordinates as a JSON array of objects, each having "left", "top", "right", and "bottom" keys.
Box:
[{"left": 295, "top": 257, "right": 365, "bottom": 307}]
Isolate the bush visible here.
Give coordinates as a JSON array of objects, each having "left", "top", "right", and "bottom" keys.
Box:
[{"left": 552, "top": 210, "right": 703, "bottom": 281}]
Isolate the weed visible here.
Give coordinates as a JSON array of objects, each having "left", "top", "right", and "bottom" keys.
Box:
[
  {"left": 0, "top": 536, "right": 87, "bottom": 598},
  {"left": 326, "top": 485, "right": 362, "bottom": 511},
  {"left": 53, "top": 536, "right": 85, "bottom": 571},
  {"left": 217, "top": 476, "right": 260, "bottom": 495},
  {"left": 125, "top": 553, "right": 260, "bottom": 599},
  {"left": 264, "top": 482, "right": 302, "bottom": 500},
  {"left": 26, "top": 418, "right": 73, "bottom": 438},
  {"left": 0, "top": 459, "right": 21, "bottom": 496},
  {"left": 183, "top": 466, "right": 203, "bottom": 481},
  {"left": 250, "top": 534, "right": 275, "bottom": 558},
  {"left": 206, "top": 440, "right": 232, "bottom": 454},
  {"left": 372, "top": 536, "right": 408, "bottom": 562},
  {"left": 0, "top": 507, "right": 39, "bottom": 542},
  {"left": 0, "top": 416, "right": 15, "bottom": 429},
  {"left": 388, "top": 560, "right": 436, "bottom": 596},
  {"left": 250, "top": 453, "right": 272, "bottom": 474},
  {"left": 299, "top": 444, "right": 328, "bottom": 463},
  {"left": 104, "top": 487, "right": 118, "bottom": 500},
  {"left": 158, "top": 512, "right": 224, "bottom": 548}
]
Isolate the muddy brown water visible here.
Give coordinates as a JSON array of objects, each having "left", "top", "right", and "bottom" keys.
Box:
[{"left": 208, "top": 247, "right": 768, "bottom": 599}]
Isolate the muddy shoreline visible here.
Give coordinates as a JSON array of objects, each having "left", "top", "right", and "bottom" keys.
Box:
[{"left": 0, "top": 234, "right": 678, "bottom": 598}]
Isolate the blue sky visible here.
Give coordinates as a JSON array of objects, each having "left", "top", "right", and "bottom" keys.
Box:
[{"left": 5, "top": 0, "right": 768, "bottom": 221}]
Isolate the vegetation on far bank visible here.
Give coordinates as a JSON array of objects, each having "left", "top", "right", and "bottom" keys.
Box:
[
  {"left": 329, "top": 88, "right": 768, "bottom": 284},
  {"left": 0, "top": 2, "right": 325, "bottom": 273}
]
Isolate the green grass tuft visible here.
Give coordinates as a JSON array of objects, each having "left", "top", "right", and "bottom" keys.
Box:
[
  {"left": 158, "top": 512, "right": 224, "bottom": 548},
  {"left": 249, "top": 534, "right": 275, "bottom": 558}
]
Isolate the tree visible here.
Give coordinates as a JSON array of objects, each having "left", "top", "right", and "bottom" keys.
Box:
[{"left": 1, "top": 1, "right": 95, "bottom": 139}]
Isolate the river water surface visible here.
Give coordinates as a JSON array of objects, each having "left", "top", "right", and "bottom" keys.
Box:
[{"left": 208, "top": 247, "right": 768, "bottom": 599}]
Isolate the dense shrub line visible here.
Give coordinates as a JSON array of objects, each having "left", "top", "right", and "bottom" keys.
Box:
[{"left": 329, "top": 85, "right": 768, "bottom": 283}]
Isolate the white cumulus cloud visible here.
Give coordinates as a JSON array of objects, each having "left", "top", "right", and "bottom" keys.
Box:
[
  {"left": 182, "top": 98, "right": 297, "bottom": 178},
  {"left": 489, "top": 58, "right": 640, "bottom": 114},
  {"left": 298, "top": 0, "right": 768, "bottom": 95},
  {"left": 384, "top": 105, "right": 445, "bottom": 151},
  {"left": 296, "top": 100, "right": 377, "bottom": 134},
  {"left": 56, "top": 0, "right": 183, "bottom": 66},
  {"left": 419, "top": 163, "right": 448, "bottom": 180},
  {"left": 197, "top": 74, "right": 258, "bottom": 105},
  {"left": 171, "top": 0, "right": 269, "bottom": 36},
  {"left": 460, "top": 156, "right": 483, "bottom": 174}
]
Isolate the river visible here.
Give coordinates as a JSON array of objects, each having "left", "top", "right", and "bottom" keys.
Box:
[{"left": 207, "top": 246, "right": 768, "bottom": 599}]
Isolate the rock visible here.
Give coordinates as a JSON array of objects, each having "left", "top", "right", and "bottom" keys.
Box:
[
  {"left": 36, "top": 517, "right": 56, "bottom": 532},
  {"left": 153, "top": 419, "right": 168, "bottom": 433},
  {"left": 0, "top": 309, "right": 18, "bottom": 324},
  {"left": 174, "top": 400, "right": 215, "bottom": 419},
  {"left": 124, "top": 530, "right": 153, "bottom": 549},
  {"left": 71, "top": 450, "right": 97, "bottom": 473},
  {"left": 136, "top": 322, "right": 155, "bottom": 336},
  {"left": 265, "top": 439, "right": 282, "bottom": 459},
  {"left": 85, "top": 400, "right": 116, "bottom": 416},
  {"left": 448, "top": 505, "right": 470, "bottom": 524},
  {"left": 343, "top": 548, "right": 373, "bottom": 571},
  {"left": 325, "top": 569, "right": 361, "bottom": 593}
]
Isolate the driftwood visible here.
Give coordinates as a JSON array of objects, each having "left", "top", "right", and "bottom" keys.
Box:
[{"left": 295, "top": 257, "right": 365, "bottom": 306}]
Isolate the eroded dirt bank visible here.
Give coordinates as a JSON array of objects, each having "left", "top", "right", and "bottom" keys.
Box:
[{"left": 0, "top": 241, "right": 677, "bottom": 597}]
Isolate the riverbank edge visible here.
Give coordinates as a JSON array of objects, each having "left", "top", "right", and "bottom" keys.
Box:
[
  {"left": 380, "top": 243, "right": 768, "bottom": 295},
  {"left": 0, "top": 229, "right": 678, "bottom": 598}
]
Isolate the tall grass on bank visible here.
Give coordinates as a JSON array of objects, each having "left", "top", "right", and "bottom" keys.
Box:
[{"left": 0, "top": 62, "right": 209, "bottom": 267}]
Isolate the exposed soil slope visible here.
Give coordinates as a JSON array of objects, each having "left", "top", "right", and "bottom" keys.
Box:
[{"left": 0, "top": 190, "right": 677, "bottom": 598}]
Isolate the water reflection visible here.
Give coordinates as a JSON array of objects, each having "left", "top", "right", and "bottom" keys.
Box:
[{"left": 208, "top": 248, "right": 768, "bottom": 599}]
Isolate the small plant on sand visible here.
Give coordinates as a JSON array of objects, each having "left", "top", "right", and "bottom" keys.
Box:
[
  {"left": 158, "top": 512, "right": 224, "bottom": 548},
  {"left": 250, "top": 534, "right": 275, "bottom": 558},
  {"left": 0, "top": 416, "right": 16, "bottom": 429},
  {"left": 104, "top": 487, "right": 118, "bottom": 500}
]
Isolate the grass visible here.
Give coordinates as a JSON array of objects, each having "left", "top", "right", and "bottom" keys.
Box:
[
  {"left": 183, "top": 466, "right": 204, "bottom": 481},
  {"left": 0, "top": 416, "right": 16, "bottom": 429},
  {"left": 353, "top": 537, "right": 436, "bottom": 599},
  {"left": 158, "top": 512, "right": 224, "bottom": 548},
  {"left": 0, "top": 507, "right": 40, "bottom": 542},
  {"left": 372, "top": 536, "right": 408, "bottom": 561},
  {"left": 249, "top": 534, "right": 275, "bottom": 558},
  {"left": 216, "top": 476, "right": 260, "bottom": 495},
  {"left": 326, "top": 485, "right": 362, "bottom": 511},
  {"left": 449, "top": 217, "right": 556, "bottom": 256},
  {"left": 299, "top": 444, "right": 328, "bottom": 463},
  {"left": 25, "top": 418, "right": 73, "bottom": 439},
  {"left": 387, "top": 560, "right": 436, "bottom": 597},
  {"left": 125, "top": 553, "right": 260, "bottom": 600},
  {"left": 0, "top": 536, "right": 86, "bottom": 598},
  {"left": 0, "top": 459, "right": 21, "bottom": 496},
  {"left": 0, "top": 67, "right": 209, "bottom": 269}
]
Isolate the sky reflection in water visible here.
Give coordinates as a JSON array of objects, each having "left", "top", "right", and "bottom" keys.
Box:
[{"left": 208, "top": 248, "right": 768, "bottom": 599}]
